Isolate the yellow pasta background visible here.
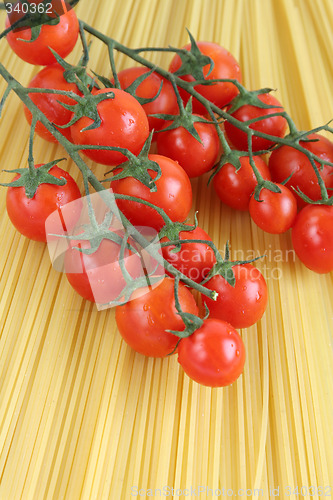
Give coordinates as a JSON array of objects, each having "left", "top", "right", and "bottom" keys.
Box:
[{"left": 0, "top": 0, "right": 333, "bottom": 499}]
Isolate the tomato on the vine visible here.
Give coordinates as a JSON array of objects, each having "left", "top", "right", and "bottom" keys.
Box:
[
  {"left": 111, "top": 154, "right": 193, "bottom": 230},
  {"left": 6, "top": 164, "right": 81, "bottom": 242},
  {"left": 64, "top": 227, "right": 144, "bottom": 303},
  {"left": 177, "top": 318, "right": 245, "bottom": 387},
  {"left": 161, "top": 226, "right": 216, "bottom": 283},
  {"left": 169, "top": 41, "right": 242, "bottom": 114},
  {"left": 224, "top": 93, "right": 287, "bottom": 152},
  {"left": 156, "top": 117, "right": 220, "bottom": 178},
  {"left": 116, "top": 66, "right": 178, "bottom": 132},
  {"left": 213, "top": 155, "right": 271, "bottom": 211},
  {"left": 249, "top": 183, "right": 297, "bottom": 234},
  {"left": 70, "top": 88, "right": 150, "bottom": 166},
  {"left": 268, "top": 133, "right": 333, "bottom": 209},
  {"left": 115, "top": 277, "right": 199, "bottom": 358},
  {"left": 202, "top": 263, "right": 268, "bottom": 329},
  {"left": 291, "top": 204, "right": 333, "bottom": 274},
  {"left": 5, "top": 0, "right": 79, "bottom": 66},
  {"left": 23, "top": 63, "right": 81, "bottom": 143}
]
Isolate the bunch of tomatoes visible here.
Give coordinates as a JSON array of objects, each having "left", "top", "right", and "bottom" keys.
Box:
[{"left": 1, "top": 0, "right": 333, "bottom": 387}]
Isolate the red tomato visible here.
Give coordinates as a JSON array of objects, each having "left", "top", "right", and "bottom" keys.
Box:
[
  {"left": 64, "top": 227, "right": 144, "bottom": 303},
  {"left": 224, "top": 93, "right": 288, "bottom": 152},
  {"left": 111, "top": 154, "right": 193, "bottom": 230},
  {"left": 202, "top": 263, "right": 268, "bottom": 328},
  {"left": 115, "top": 277, "right": 199, "bottom": 357},
  {"left": 5, "top": 0, "right": 79, "bottom": 65},
  {"left": 6, "top": 164, "right": 81, "bottom": 242},
  {"left": 23, "top": 63, "right": 81, "bottom": 142},
  {"left": 292, "top": 204, "right": 333, "bottom": 274},
  {"left": 213, "top": 155, "right": 271, "bottom": 211},
  {"left": 249, "top": 183, "right": 297, "bottom": 234},
  {"left": 116, "top": 67, "right": 178, "bottom": 132},
  {"left": 177, "top": 318, "right": 245, "bottom": 387},
  {"left": 169, "top": 41, "right": 242, "bottom": 114},
  {"left": 70, "top": 88, "right": 149, "bottom": 166},
  {"left": 156, "top": 117, "right": 220, "bottom": 178},
  {"left": 268, "top": 133, "right": 333, "bottom": 209},
  {"left": 161, "top": 226, "right": 216, "bottom": 283}
]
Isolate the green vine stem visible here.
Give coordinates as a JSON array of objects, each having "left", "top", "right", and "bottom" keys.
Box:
[
  {"left": 0, "top": 61, "right": 218, "bottom": 301},
  {"left": 80, "top": 21, "right": 333, "bottom": 203},
  {"left": 0, "top": 12, "right": 333, "bottom": 317}
]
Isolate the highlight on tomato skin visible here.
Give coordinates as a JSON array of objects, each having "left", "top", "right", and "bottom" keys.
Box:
[{"left": 177, "top": 318, "right": 246, "bottom": 388}]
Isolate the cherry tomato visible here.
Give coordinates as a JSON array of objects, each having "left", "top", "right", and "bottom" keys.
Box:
[
  {"left": 64, "top": 227, "right": 144, "bottom": 303},
  {"left": 177, "top": 318, "right": 245, "bottom": 387},
  {"left": 249, "top": 183, "right": 297, "bottom": 234},
  {"left": 70, "top": 88, "right": 149, "bottom": 166},
  {"left": 202, "top": 263, "right": 268, "bottom": 328},
  {"left": 115, "top": 277, "right": 199, "bottom": 357},
  {"left": 156, "top": 116, "right": 220, "bottom": 178},
  {"left": 5, "top": 0, "right": 79, "bottom": 66},
  {"left": 224, "top": 93, "right": 287, "bottom": 152},
  {"left": 23, "top": 63, "right": 81, "bottom": 143},
  {"left": 291, "top": 204, "right": 333, "bottom": 274},
  {"left": 213, "top": 155, "right": 271, "bottom": 211},
  {"left": 169, "top": 41, "right": 242, "bottom": 114},
  {"left": 111, "top": 154, "right": 193, "bottom": 230},
  {"left": 268, "top": 133, "right": 333, "bottom": 209},
  {"left": 116, "top": 67, "right": 178, "bottom": 132},
  {"left": 161, "top": 226, "right": 216, "bottom": 283},
  {"left": 6, "top": 164, "right": 81, "bottom": 242}
]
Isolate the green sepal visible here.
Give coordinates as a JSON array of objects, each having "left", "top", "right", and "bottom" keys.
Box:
[
  {"left": 91, "top": 71, "right": 113, "bottom": 89},
  {"left": 169, "top": 29, "right": 214, "bottom": 81},
  {"left": 119, "top": 67, "right": 164, "bottom": 105},
  {"left": 54, "top": 209, "right": 137, "bottom": 256},
  {"left": 57, "top": 89, "right": 115, "bottom": 131},
  {"left": 49, "top": 48, "right": 98, "bottom": 92},
  {"left": 253, "top": 180, "right": 282, "bottom": 202},
  {"left": 100, "top": 274, "right": 165, "bottom": 308},
  {"left": 201, "top": 240, "right": 263, "bottom": 287},
  {"left": 0, "top": 158, "right": 67, "bottom": 199},
  {"left": 158, "top": 214, "right": 198, "bottom": 253},
  {"left": 152, "top": 98, "right": 212, "bottom": 143},
  {"left": 12, "top": 1, "right": 61, "bottom": 42},
  {"left": 208, "top": 150, "right": 244, "bottom": 184},
  {"left": 106, "top": 133, "right": 162, "bottom": 192},
  {"left": 227, "top": 87, "right": 278, "bottom": 114}
]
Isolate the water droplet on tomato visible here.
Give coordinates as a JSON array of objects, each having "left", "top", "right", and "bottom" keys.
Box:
[{"left": 143, "top": 304, "right": 149, "bottom": 311}]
